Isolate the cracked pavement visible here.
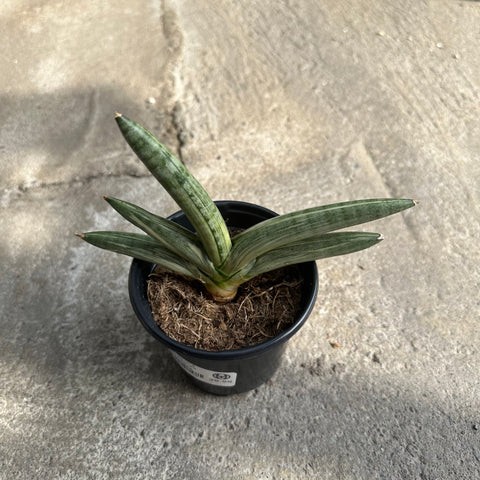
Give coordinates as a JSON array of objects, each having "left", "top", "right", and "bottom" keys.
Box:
[{"left": 1, "top": 1, "right": 480, "bottom": 479}]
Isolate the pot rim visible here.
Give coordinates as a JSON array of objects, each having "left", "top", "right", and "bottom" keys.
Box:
[{"left": 128, "top": 200, "right": 319, "bottom": 361}]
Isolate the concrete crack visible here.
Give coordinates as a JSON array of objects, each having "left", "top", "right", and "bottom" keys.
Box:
[
  {"left": 171, "top": 102, "right": 187, "bottom": 163},
  {"left": 161, "top": 1, "right": 190, "bottom": 163},
  {"left": 5, "top": 171, "right": 151, "bottom": 196}
]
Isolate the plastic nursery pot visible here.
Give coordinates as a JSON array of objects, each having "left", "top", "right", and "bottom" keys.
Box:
[{"left": 128, "top": 201, "right": 319, "bottom": 395}]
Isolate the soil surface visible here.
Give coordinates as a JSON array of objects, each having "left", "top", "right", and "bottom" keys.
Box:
[{"left": 147, "top": 266, "right": 304, "bottom": 351}]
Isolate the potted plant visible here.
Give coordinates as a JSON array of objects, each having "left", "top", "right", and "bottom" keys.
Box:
[{"left": 77, "top": 114, "right": 416, "bottom": 395}]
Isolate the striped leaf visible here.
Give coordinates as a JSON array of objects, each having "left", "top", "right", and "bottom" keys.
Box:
[
  {"left": 222, "top": 198, "right": 415, "bottom": 274},
  {"left": 115, "top": 114, "right": 231, "bottom": 267},
  {"left": 76, "top": 231, "right": 205, "bottom": 280},
  {"left": 104, "top": 196, "right": 215, "bottom": 275},
  {"left": 240, "top": 232, "right": 383, "bottom": 280}
]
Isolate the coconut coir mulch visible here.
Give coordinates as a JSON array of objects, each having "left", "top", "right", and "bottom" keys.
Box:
[{"left": 147, "top": 266, "right": 304, "bottom": 351}]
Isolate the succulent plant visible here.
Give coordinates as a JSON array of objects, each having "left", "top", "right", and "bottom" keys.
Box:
[{"left": 77, "top": 114, "right": 416, "bottom": 302}]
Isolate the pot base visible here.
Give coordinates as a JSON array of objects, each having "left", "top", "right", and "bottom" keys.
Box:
[{"left": 170, "top": 346, "right": 286, "bottom": 395}]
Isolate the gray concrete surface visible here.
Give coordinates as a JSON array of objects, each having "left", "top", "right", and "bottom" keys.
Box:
[{"left": 1, "top": 1, "right": 479, "bottom": 478}]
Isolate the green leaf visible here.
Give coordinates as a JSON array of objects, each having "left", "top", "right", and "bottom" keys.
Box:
[
  {"left": 241, "top": 232, "right": 383, "bottom": 280},
  {"left": 104, "top": 196, "right": 215, "bottom": 275},
  {"left": 114, "top": 114, "right": 231, "bottom": 266},
  {"left": 76, "top": 231, "right": 205, "bottom": 280},
  {"left": 222, "top": 198, "right": 415, "bottom": 273}
]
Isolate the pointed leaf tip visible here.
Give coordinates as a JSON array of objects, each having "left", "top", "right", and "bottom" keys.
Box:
[
  {"left": 75, "top": 233, "right": 85, "bottom": 238},
  {"left": 113, "top": 115, "right": 232, "bottom": 266}
]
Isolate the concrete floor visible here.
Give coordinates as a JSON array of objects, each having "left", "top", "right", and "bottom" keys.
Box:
[{"left": 1, "top": 1, "right": 479, "bottom": 478}]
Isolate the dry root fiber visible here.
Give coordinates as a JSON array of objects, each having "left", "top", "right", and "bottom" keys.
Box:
[{"left": 147, "top": 266, "right": 304, "bottom": 351}]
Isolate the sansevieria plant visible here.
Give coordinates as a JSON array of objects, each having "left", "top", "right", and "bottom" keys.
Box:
[{"left": 77, "top": 114, "right": 416, "bottom": 302}]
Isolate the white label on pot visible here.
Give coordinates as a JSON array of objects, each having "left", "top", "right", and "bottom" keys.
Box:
[{"left": 171, "top": 352, "right": 237, "bottom": 387}]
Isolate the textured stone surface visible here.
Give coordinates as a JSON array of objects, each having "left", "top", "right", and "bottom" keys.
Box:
[{"left": 1, "top": 1, "right": 479, "bottom": 479}]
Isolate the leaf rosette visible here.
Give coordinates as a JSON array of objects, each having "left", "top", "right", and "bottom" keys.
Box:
[{"left": 77, "top": 115, "right": 416, "bottom": 302}]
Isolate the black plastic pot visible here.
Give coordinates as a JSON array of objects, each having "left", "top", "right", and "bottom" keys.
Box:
[{"left": 128, "top": 201, "right": 318, "bottom": 395}]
